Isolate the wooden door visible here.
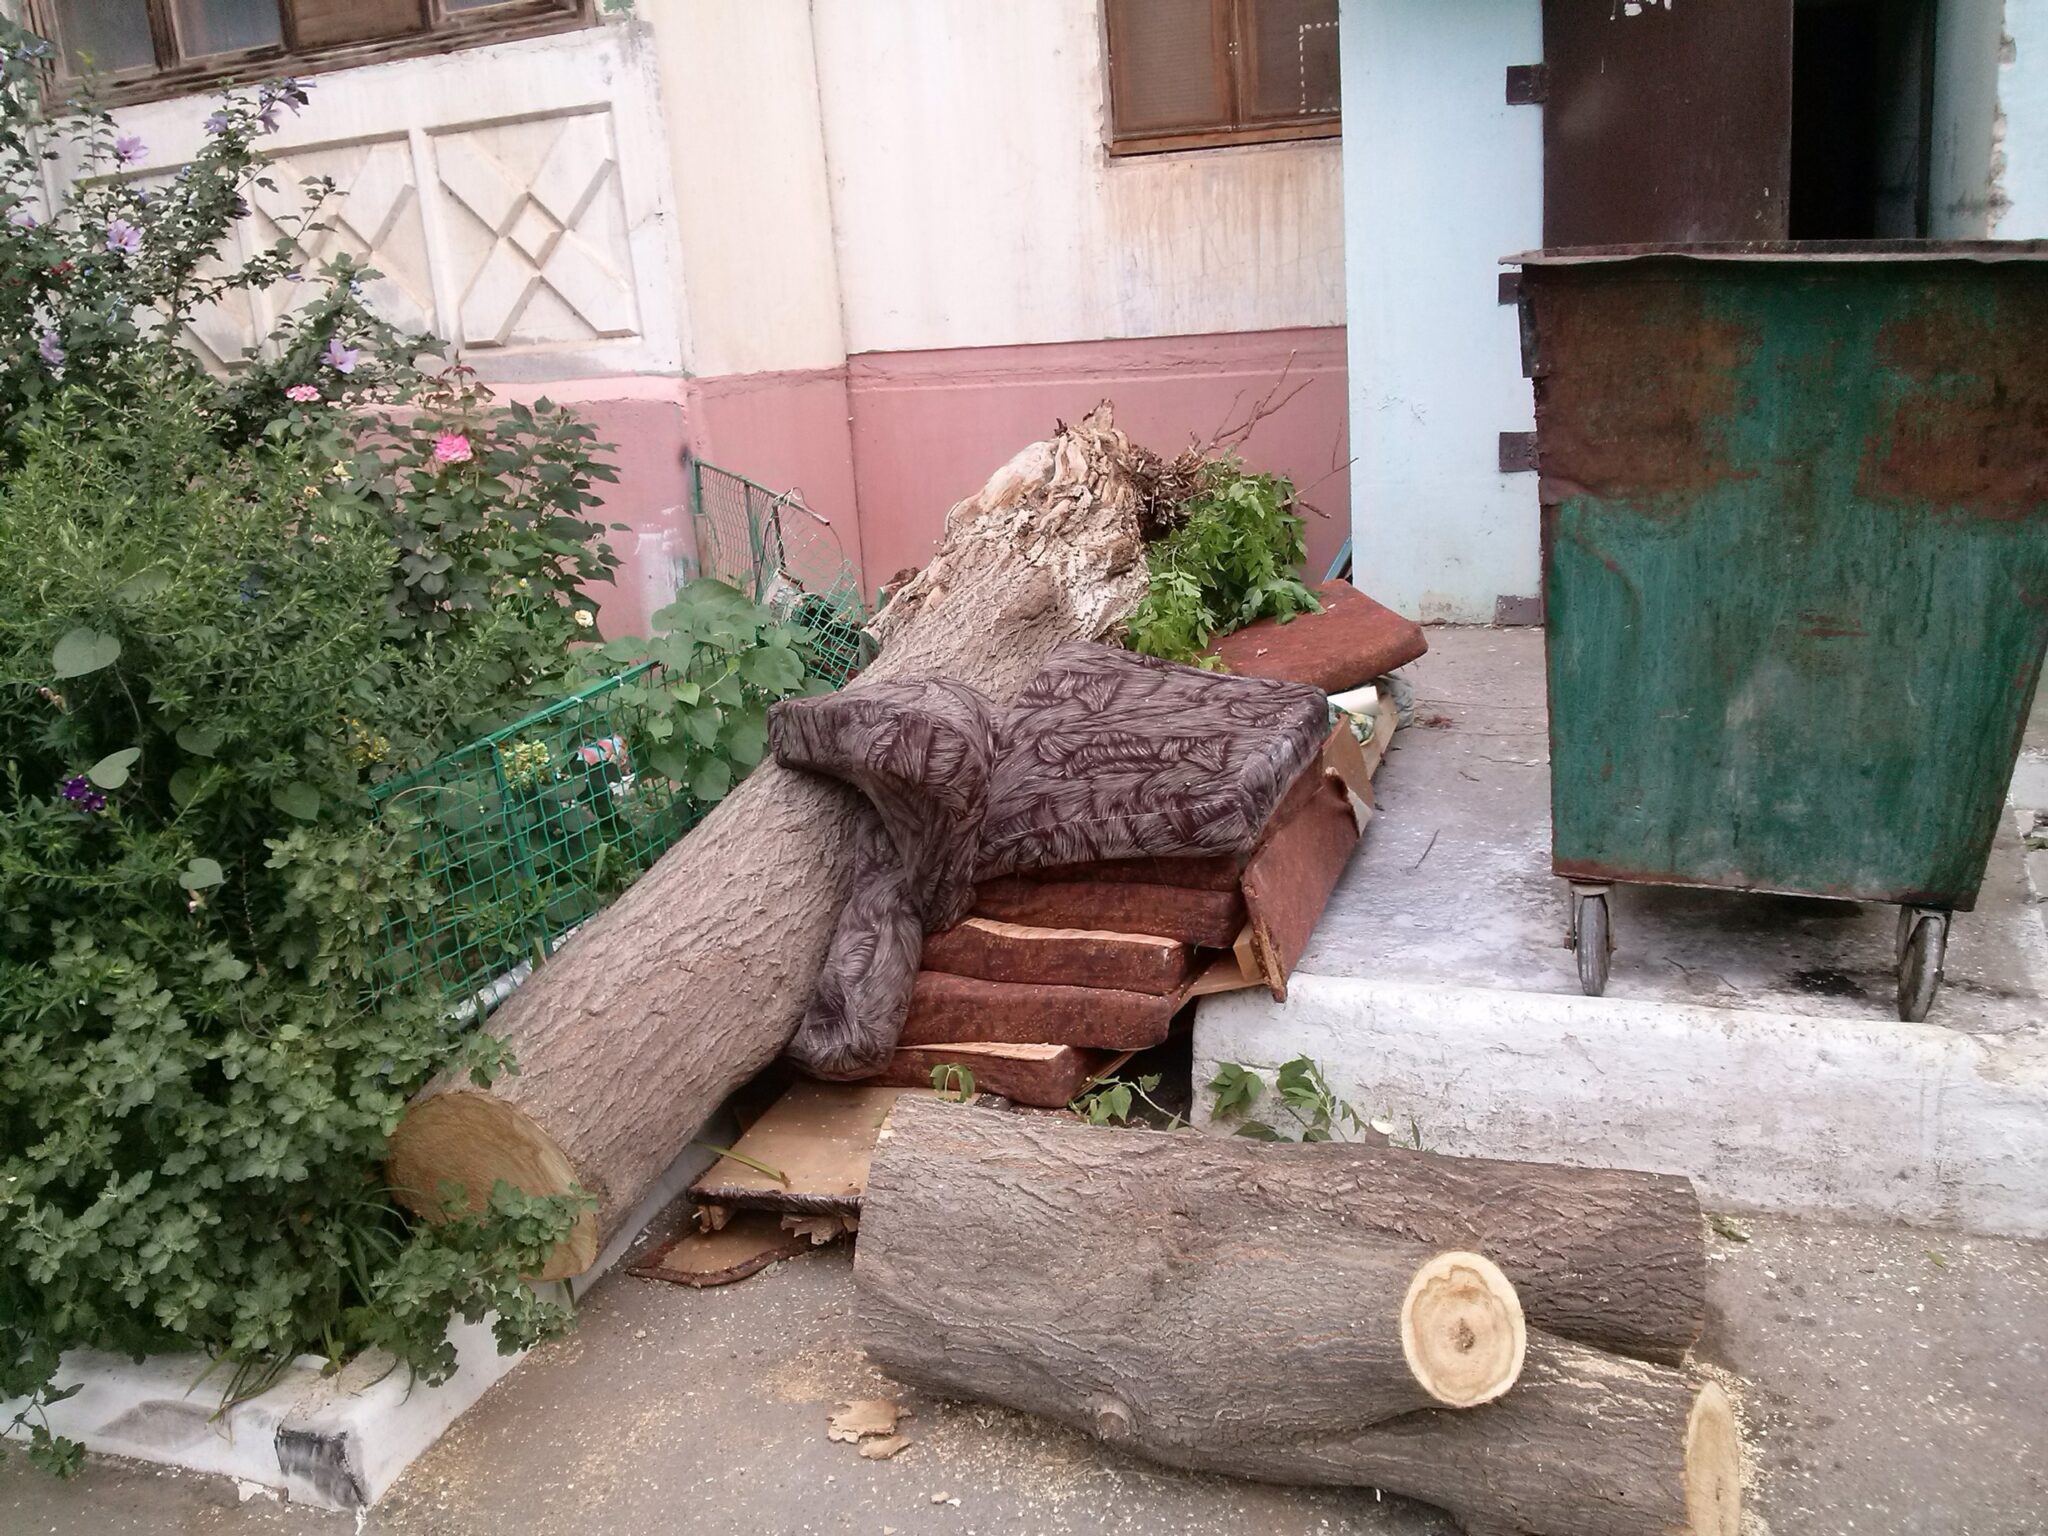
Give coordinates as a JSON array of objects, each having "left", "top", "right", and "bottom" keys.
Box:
[{"left": 1542, "top": 0, "right": 1795, "bottom": 246}]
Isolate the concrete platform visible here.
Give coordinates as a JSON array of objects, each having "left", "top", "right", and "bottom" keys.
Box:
[
  {"left": 8, "top": 1204, "right": 2046, "bottom": 1536},
  {"left": 1195, "top": 627, "right": 2048, "bottom": 1236}
]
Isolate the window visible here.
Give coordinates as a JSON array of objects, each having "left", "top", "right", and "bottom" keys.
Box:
[
  {"left": 1104, "top": 0, "right": 1339, "bottom": 155},
  {"left": 32, "top": 0, "right": 591, "bottom": 104}
]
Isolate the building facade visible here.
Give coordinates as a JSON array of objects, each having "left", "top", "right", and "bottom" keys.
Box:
[{"left": 28, "top": 0, "right": 1350, "bottom": 636}]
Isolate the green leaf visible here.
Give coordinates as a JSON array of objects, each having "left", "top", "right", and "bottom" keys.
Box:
[
  {"left": 176, "top": 723, "right": 224, "bottom": 757},
  {"left": 271, "top": 782, "right": 321, "bottom": 821},
  {"left": 52, "top": 627, "right": 121, "bottom": 678},
  {"left": 682, "top": 702, "right": 724, "bottom": 749},
  {"left": 87, "top": 747, "right": 141, "bottom": 789},
  {"left": 739, "top": 643, "right": 806, "bottom": 694},
  {"left": 114, "top": 566, "right": 173, "bottom": 601},
  {"left": 1207, "top": 1062, "right": 1264, "bottom": 1118},
  {"left": 722, "top": 704, "right": 769, "bottom": 769},
  {"left": 179, "top": 857, "right": 225, "bottom": 890},
  {"left": 689, "top": 757, "right": 733, "bottom": 803},
  {"left": 1234, "top": 1120, "right": 1284, "bottom": 1142},
  {"left": 169, "top": 766, "right": 207, "bottom": 807}
]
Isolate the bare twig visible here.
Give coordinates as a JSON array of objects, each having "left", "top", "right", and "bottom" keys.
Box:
[
  {"left": 1200, "top": 351, "right": 1310, "bottom": 455},
  {"left": 1406, "top": 828, "right": 1441, "bottom": 873}
]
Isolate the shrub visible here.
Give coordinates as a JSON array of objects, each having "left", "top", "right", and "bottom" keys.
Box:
[
  {"left": 1123, "top": 462, "right": 1320, "bottom": 667},
  {"left": 0, "top": 24, "right": 636, "bottom": 1469},
  {"left": 0, "top": 377, "right": 586, "bottom": 1470}
]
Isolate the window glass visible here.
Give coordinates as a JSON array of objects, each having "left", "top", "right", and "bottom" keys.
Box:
[
  {"left": 1108, "top": 0, "right": 1228, "bottom": 137},
  {"left": 173, "top": 0, "right": 281, "bottom": 58},
  {"left": 52, "top": 0, "right": 157, "bottom": 75},
  {"left": 1245, "top": 0, "right": 1341, "bottom": 122}
]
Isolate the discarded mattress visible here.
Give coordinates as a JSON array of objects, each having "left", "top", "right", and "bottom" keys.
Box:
[
  {"left": 768, "top": 642, "right": 1328, "bottom": 1080},
  {"left": 1208, "top": 578, "right": 1428, "bottom": 692}
]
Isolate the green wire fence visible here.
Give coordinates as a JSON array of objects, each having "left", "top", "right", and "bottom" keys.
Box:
[
  {"left": 370, "top": 663, "right": 694, "bottom": 1009},
  {"left": 686, "top": 455, "right": 871, "bottom": 690},
  {"left": 370, "top": 458, "right": 871, "bottom": 1010}
]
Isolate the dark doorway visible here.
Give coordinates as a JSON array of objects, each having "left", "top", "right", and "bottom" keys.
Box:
[{"left": 1790, "top": 0, "right": 1938, "bottom": 238}]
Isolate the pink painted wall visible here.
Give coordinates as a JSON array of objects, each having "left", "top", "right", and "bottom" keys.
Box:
[
  {"left": 682, "top": 367, "right": 865, "bottom": 587},
  {"left": 845, "top": 326, "right": 1351, "bottom": 587},
  {"left": 492, "top": 324, "right": 1348, "bottom": 638}
]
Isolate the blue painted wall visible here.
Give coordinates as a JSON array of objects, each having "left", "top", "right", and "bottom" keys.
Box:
[{"left": 1340, "top": 0, "right": 1544, "bottom": 622}]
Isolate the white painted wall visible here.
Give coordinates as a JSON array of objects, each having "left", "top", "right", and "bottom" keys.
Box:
[
  {"left": 2000, "top": 0, "right": 2048, "bottom": 234},
  {"left": 807, "top": 0, "right": 1344, "bottom": 356},
  {"left": 639, "top": 0, "right": 847, "bottom": 377},
  {"left": 73, "top": 21, "right": 687, "bottom": 382},
  {"left": 1342, "top": 0, "right": 1542, "bottom": 623}
]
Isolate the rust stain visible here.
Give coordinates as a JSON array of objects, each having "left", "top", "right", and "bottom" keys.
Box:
[
  {"left": 1531, "top": 276, "right": 1762, "bottom": 506},
  {"left": 1863, "top": 301, "right": 2048, "bottom": 522},
  {"left": 1796, "top": 610, "right": 1865, "bottom": 639}
]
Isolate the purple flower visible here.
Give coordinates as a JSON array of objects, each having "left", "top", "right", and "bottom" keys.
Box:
[
  {"left": 321, "top": 335, "right": 359, "bottom": 375},
  {"left": 60, "top": 775, "right": 106, "bottom": 813},
  {"left": 37, "top": 329, "right": 63, "bottom": 368},
  {"left": 5, "top": 205, "right": 35, "bottom": 231},
  {"left": 203, "top": 111, "right": 229, "bottom": 135},
  {"left": 113, "top": 134, "right": 147, "bottom": 165},
  {"left": 105, "top": 217, "right": 141, "bottom": 257}
]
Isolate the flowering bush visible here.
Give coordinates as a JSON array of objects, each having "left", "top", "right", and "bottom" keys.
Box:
[{"left": 0, "top": 22, "right": 631, "bottom": 1473}]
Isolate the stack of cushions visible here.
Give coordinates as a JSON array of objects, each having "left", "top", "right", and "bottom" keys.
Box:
[{"left": 767, "top": 644, "right": 1329, "bottom": 1088}]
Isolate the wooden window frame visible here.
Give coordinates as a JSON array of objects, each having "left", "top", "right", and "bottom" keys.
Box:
[
  {"left": 28, "top": 0, "right": 595, "bottom": 108},
  {"left": 1103, "top": 0, "right": 1340, "bottom": 158}
]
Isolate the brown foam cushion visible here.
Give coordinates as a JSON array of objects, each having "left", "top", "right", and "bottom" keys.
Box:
[{"left": 1208, "top": 580, "right": 1427, "bottom": 692}]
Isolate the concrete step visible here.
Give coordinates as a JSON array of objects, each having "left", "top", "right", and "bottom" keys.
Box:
[{"left": 1193, "top": 628, "right": 2048, "bottom": 1239}]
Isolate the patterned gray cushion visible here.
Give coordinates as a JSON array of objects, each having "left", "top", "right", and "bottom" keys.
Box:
[{"left": 768, "top": 644, "right": 1328, "bottom": 1079}]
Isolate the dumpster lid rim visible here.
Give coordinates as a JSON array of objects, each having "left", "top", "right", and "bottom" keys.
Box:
[{"left": 1506, "top": 240, "right": 2048, "bottom": 267}]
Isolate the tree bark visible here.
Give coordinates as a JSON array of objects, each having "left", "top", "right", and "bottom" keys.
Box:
[
  {"left": 858, "top": 1135, "right": 1530, "bottom": 1428},
  {"left": 1183, "top": 1335, "right": 1741, "bottom": 1536},
  {"left": 857, "top": 1100, "right": 1738, "bottom": 1536},
  {"left": 386, "top": 410, "right": 1154, "bottom": 1278},
  {"left": 863, "top": 1096, "right": 1707, "bottom": 1364}
]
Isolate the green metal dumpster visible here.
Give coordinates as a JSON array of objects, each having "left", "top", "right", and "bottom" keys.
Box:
[{"left": 1515, "top": 243, "right": 2048, "bottom": 1021}]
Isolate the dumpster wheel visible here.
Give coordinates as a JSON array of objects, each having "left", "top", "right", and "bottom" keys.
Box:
[
  {"left": 1895, "top": 907, "right": 1949, "bottom": 1023},
  {"left": 1570, "top": 886, "right": 1612, "bottom": 997}
]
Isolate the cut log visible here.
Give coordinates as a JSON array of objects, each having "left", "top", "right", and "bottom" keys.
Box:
[
  {"left": 385, "top": 410, "right": 1156, "bottom": 1278},
  {"left": 896, "top": 970, "right": 1181, "bottom": 1050},
  {"left": 1171, "top": 1336, "right": 1740, "bottom": 1536},
  {"left": 920, "top": 918, "right": 1194, "bottom": 995},
  {"left": 860, "top": 1210, "right": 1526, "bottom": 1431},
  {"left": 865, "top": 1097, "right": 1706, "bottom": 1364},
  {"left": 857, "top": 1101, "right": 1736, "bottom": 1536}
]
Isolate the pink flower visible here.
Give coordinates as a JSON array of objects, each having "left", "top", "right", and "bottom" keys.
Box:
[
  {"left": 432, "top": 432, "right": 473, "bottom": 465},
  {"left": 105, "top": 218, "right": 141, "bottom": 257},
  {"left": 114, "top": 134, "right": 147, "bottom": 166},
  {"left": 285, "top": 384, "right": 320, "bottom": 403}
]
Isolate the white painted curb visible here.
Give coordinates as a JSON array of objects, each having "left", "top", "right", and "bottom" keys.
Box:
[
  {"left": 3, "top": 1135, "right": 720, "bottom": 1509},
  {"left": 1195, "top": 974, "right": 2048, "bottom": 1239}
]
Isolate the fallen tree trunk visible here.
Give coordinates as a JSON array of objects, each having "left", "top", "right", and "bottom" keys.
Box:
[
  {"left": 862, "top": 1096, "right": 1706, "bottom": 1364},
  {"left": 857, "top": 1101, "right": 1738, "bottom": 1536},
  {"left": 386, "top": 411, "right": 1155, "bottom": 1278}
]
